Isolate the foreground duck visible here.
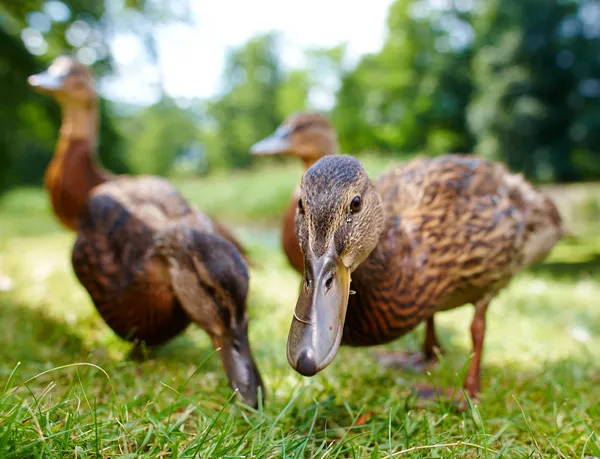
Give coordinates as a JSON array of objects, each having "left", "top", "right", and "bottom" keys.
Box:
[
  {"left": 252, "top": 116, "right": 447, "bottom": 373},
  {"left": 285, "top": 153, "right": 563, "bottom": 398},
  {"left": 28, "top": 57, "right": 264, "bottom": 406}
]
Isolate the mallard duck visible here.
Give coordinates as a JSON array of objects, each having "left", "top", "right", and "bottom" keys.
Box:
[
  {"left": 28, "top": 57, "right": 264, "bottom": 407},
  {"left": 252, "top": 116, "right": 449, "bottom": 372},
  {"left": 250, "top": 113, "right": 338, "bottom": 273},
  {"left": 285, "top": 153, "right": 563, "bottom": 398}
]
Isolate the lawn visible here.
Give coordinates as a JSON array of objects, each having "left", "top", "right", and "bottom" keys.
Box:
[{"left": 0, "top": 161, "right": 599, "bottom": 458}]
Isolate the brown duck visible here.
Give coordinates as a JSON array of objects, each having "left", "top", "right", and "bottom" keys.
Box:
[
  {"left": 282, "top": 151, "right": 563, "bottom": 398},
  {"left": 252, "top": 116, "right": 449, "bottom": 374},
  {"left": 28, "top": 57, "right": 264, "bottom": 406},
  {"left": 250, "top": 113, "right": 338, "bottom": 273}
]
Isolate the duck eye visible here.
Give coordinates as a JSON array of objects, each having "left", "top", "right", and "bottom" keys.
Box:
[
  {"left": 350, "top": 196, "right": 362, "bottom": 213},
  {"left": 298, "top": 198, "right": 304, "bottom": 213}
]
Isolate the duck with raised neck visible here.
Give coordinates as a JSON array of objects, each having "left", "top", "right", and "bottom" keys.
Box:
[{"left": 29, "top": 56, "right": 110, "bottom": 231}]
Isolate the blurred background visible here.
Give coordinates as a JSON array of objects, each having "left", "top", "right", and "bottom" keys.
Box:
[
  {"left": 2, "top": 0, "right": 600, "bottom": 189},
  {"left": 1, "top": 0, "right": 600, "bottom": 455}
]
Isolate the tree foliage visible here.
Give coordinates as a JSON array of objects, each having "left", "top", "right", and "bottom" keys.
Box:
[
  {"left": 3, "top": 0, "right": 600, "bottom": 192},
  {"left": 202, "top": 33, "right": 285, "bottom": 170},
  {"left": 333, "top": 0, "right": 475, "bottom": 156},
  {"left": 468, "top": 0, "right": 600, "bottom": 182},
  {"left": 124, "top": 98, "right": 198, "bottom": 176}
]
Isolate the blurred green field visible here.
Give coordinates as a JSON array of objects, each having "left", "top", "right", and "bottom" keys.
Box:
[{"left": 0, "top": 161, "right": 599, "bottom": 457}]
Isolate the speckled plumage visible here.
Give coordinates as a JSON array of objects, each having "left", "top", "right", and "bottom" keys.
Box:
[
  {"left": 340, "top": 154, "right": 563, "bottom": 345},
  {"left": 73, "top": 177, "right": 197, "bottom": 344},
  {"left": 293, "top": 154, "right": 564, "bottom": 396}
]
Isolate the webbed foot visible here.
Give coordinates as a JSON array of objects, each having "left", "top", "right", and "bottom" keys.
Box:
[{"left": 375, "top": 350, "right": 440, "bottom": 372}]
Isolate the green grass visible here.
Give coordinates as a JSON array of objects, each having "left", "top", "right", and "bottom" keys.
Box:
[{"left": 0, "top": 163, "right": 599, "bottom": 457}]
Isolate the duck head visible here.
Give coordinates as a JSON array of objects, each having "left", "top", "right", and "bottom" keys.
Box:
[
  {"left": 250, "top": 113, "right": 339, "bottom": 168},
  {"left": 28, "top": 56, "right": 95, "bottom": 107},
  {"left": 157, "top": 227, "right": 265, "bottom": 407},
  {"left": 287, "top": 155, "right": 384, "bottom": 376}
]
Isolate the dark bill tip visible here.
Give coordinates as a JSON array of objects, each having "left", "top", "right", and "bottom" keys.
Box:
[{"left": 295, "top": 348, "right": 317, "bottom": 377}]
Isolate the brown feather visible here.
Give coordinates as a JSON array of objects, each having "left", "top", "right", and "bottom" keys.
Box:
[
  {"left": 294, "top": 153, "right": 563, "bottom": 397},
  {"left": 44, "top": 137, "right": 111, "bottom": 231},
  {"left": 337, "top": 155, "right": 563, "bottom": 345},
  {"left": 72, "top": 177, "right": 194, "bottom": 344}
]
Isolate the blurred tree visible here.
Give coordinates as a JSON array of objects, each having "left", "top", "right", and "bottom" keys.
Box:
[
  {"left": 333, "top": 0, "right": 475, "bottom": 156},
  {"left": 0, "top": 0, "right": 191, "bottom": 194},
  {"left": 276, "top": 69, "right": 310, "bottom": 119},
  {"left": 203, "top": 33, "right": 286, "bottom": 170},
  {"left": 0, "top": 25, "right": 56, "bottom": 193},
  {"left": 305, "top": 44, "right": 346, "bottom": 110},
  {"left": 468, "top": 0, "right": 600, "bottom": 182},
  {"left": 0, "top": 0, "right": 122, "bottom": 193},
  {"left": 124, "top": 98, "right": 198, "bottom": 176},
  {"left": 332, "top": 69, "right": 377, "bottom": 153}
]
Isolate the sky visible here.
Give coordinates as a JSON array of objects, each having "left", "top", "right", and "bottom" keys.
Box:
[{"left": 101, "top": 0, "right": 394, "bottom": 106}]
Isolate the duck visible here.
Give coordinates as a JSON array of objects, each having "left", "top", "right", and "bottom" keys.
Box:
[
  {"left": 252, "top": 116, "right": 449, "bottom": 373},
  {"left": 28, "top": 56, "right": 264, "bottom": 407},
  {"left": 250, "top": 113, "right": 338, "bottom": 274},
  {"left": 284, "top": 152, "right": 564, "bottom": 399}
]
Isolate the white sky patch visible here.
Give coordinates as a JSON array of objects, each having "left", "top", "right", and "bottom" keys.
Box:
[{"left": 104, "top": 0, "right": 393, "bottom": 105}]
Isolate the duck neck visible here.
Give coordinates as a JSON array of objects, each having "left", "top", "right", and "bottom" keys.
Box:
[
  {"left": 60, "top": 103, "right": 98, "bottom": 143},
  {"left": 44, "top": 100, "right": 110, "bottom": 231},
  {"left": 300, "top": 157, "right": 320, "bottom": 170},
  {"left": 342, "top": 223, "right": 423, "bottom": 347}
]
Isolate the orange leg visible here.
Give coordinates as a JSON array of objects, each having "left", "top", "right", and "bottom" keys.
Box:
[
  {"left": 464, "top": 296, "right": 491, "bottom": 398},
  {"left": 423, "top": 316, "right": 442, "bottom": 360},
  {"left": 406, "top": 297, "right": 492, "bottom": 406},
  {"left": 376, "top": 316, "right": 443, "bottom": 372}
]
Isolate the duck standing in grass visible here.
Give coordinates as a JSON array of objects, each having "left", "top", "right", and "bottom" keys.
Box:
[
  {"left": 250, "top": 113, "right": 338, "bottom": 273},
  {"left": 256, "top": 119, "right": 563, "bottom": 400},
  {"left": 251, "top": 116, "right": 445, "bottom": 376},
  {"left": 28, "top": 57, "right": 264, "bottom": 407}
]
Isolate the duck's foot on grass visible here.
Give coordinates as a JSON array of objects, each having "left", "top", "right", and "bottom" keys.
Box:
[
  {"left": 411, "top": 384, "right": 474, "bottom": 411},
  {"left": 375, "top": 350, "right": 439, "bottom": 372}
]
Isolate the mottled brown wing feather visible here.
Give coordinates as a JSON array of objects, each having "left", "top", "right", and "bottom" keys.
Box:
[
  {"left": 343, "top": 155, "right": 561, "bottom": 346},
  {"left": 72, "top": 177, "right": 192, "bottom": 345}
]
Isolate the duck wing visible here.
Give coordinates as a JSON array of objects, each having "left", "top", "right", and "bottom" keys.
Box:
[
  {"left": 377, "top": 155, "right": 561, "bottom": 309},
  {"left": 71, "top": 176, "right": 192, "bottom": 344}
]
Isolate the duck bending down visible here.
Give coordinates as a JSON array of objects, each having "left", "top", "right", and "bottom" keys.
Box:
[
  {"left": 286, "top": 154, "right": 563, "bottom": 398},
  {"left": 252, "top": 116, "right": 445, "bottom": 371},
  {"left": 28, "top": 57, "right": 264, "bottom": 407},
  {"left": 250, "top": 113, "right": 338, "bottom": 274}
]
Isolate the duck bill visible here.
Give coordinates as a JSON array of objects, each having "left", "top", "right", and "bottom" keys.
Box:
[
  {"left": 287, "top": 254, "right": 350, "bottom": 376},
  {"left": 213, "top": 325, "right": 265, "bottom": 408},
  {"left": 27, "top": 70, "right": 65, "bottom": 94},
  {"left": 250, "top": 127, "right": 292, "bottom": 156}
]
